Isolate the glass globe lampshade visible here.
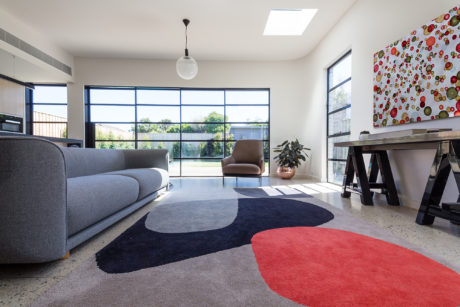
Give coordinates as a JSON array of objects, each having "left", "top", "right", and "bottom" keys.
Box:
[{"left": 176, "top": 55, "right": 198, "bottom": 80}]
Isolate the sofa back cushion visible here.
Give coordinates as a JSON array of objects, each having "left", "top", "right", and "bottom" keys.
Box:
[{"left": 61, "top": 147, "right": 126, "bottom": 178}]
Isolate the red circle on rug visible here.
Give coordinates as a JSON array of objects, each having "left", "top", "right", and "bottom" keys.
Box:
[{"left": 251, "top": 227, "right": 460, "bottom": 306}]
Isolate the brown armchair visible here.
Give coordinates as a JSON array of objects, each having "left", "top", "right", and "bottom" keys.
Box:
[{"left": 222, "top": 140, "right": 265, "bottom": 183}]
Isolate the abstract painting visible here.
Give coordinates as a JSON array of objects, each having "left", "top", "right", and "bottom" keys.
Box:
[{"left": 373, "top": 6, "right": 460, "bottom": 127}]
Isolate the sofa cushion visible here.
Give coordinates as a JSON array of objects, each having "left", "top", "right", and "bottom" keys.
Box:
[
  {"left": 223, "top": 163, "right": 261, "bottom": 175},
  {"left": 67, "top": 174, "right": 139, "bottom": 236},
  {"left": 104, "top": 168, "right": 169, "bottom": 200}
]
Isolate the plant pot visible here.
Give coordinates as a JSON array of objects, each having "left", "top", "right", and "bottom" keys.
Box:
[{"left": 277, "top": 166, "right": 296, "bottom": 179}]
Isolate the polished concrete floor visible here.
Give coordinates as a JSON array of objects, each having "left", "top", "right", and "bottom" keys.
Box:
[{"left": 1, "top": 177, "right": 460, "bottom": 306}]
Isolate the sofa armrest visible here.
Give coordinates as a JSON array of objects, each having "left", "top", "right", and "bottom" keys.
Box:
[
  {"left": 0, "top": 137, "right": 67, "bottom": 263},
  {"left": 123, "top": 149, "right": 170, "bottom": 172},
  {"left": 221, "top": 156, "right": 236, "bottom": 167},
  {"left": 259, "top": 158, "right": 265, "bottom": 174}
]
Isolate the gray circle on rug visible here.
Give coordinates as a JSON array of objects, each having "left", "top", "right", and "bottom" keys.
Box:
[{"left": 145, "top": 198, "right": 238, "bottom": 233}]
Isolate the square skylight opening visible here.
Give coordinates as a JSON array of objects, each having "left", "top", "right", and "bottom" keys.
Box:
[{"left": 263, "top": 9, "right": 318, "bottom": 36}]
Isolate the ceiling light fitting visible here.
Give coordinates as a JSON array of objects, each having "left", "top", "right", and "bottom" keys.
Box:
[{"left": 176, "top": 18, "right": 198, "bottom": 80}]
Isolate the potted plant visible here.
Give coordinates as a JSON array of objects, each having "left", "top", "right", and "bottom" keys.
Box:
[{"left": 273, "top": 139, "right": 310, "bottom": 179}]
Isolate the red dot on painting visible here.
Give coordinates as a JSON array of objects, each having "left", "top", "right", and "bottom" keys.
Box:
[
  {"left": 417, "top": 117, "right": 421, "bottom": 122},
  {"left": 421, "top": 101, "right": 425, "bottom": 108},
  {"left": 374, "top": 65, "right": 379, "bottom": 73},
  {"left": 451, "top": 76, "right": 458, "bottom": 84},
  {"left": 379, "top": 114, "right": 383, "bottom": 119},
  {"left": 440, "top": 105, "right": 444, "bottom": 110},
  {"left": 390, "top": 108, "right": 398, "bottom": 118},
  {"left": 456, "top": 101, "right": 460, "bottom": 111},
  {"left": 456, "top": 43, "right": 460, "bottom": 53},
  {"left": 451, "top": 107, "right": 455, "bottom": 112},
  {"left": 421, "top": 96, "right": 426, "bottom": 102},
  {"left": 454, "top": 35, "right": 458, "bottom": 40},
  {"left": 457, "top": 86, "right": 460, "bottom": 91},
  {"left": 445, "top": 14, "right": 450, "bottom": 20},
  {"left": 431, "top": 116, "right": 435, "bottom": 119},
  {"left": 455, "top": 110, "right": 460, "bottom": 116}
]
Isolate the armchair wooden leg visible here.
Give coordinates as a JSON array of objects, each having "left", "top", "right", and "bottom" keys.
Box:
[{"left": 60, "top": 251, "right": 70, "bottom": 260}]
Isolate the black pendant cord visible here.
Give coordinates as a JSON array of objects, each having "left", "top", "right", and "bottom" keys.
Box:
[{"left": 183, "top": 19, "right": 190, "bottom": 56}]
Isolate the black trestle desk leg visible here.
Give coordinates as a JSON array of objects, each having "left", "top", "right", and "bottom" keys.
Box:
[
  {"left": 350, "top": 146, "right": 373, "bottom": 205},
  {"left": 448, "top": 141, "right": 460, "bottom": 225},
  {"left": 341, "top": 148, "right": 354, "bottom": 198},
  {"left": 367, "top": 153, "right": 379, "bottom": 197},
  {"left": 376, "top": 150, "right": 400, "bottom": 206},
  {"left": 416, "top": 142, "right": 451, "bottom": 225}
]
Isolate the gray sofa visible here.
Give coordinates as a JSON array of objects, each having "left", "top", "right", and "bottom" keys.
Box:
[{"left": 0, "top": 137, "right": 169, "bottom": 263}]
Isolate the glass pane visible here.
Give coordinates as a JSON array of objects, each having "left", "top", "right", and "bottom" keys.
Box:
[
  {"left": 137, "top": 106, "right": 180, "bottom": 122},
  {"left": 90, "top": 89, "right": 135, "bottom": 104},
  {"left": 328, "top": 53, "right": 351, "bottom": 89},
  {"left": 182, "top": 90, "right": 224, "bottom": 105},
  {"left": 95, "top": 141, "right": 135, "bottom": 149},
  {"left": 138, "top": 141, "right": 180, "bottom": 159},
  {"left": 90, "top": 106, "right": 135, "bottom": 122},
  {"left": 226, "top": 90, "right": 269, "bottom": 105},
  {"left": 328, "top": 108, "right": 351, "bottom": 136},
  {"left": 182, "top": 106, "right": 225, "bottom": 122},
  {"left": 169, "top": 160, "right": 180, "bottom": 177},
  {"left": 328, "top": 135, "right": 350, "bottom": 160},
  {"left": 137, "top": 89, "right": 179, "bottom": 105},
  {"left": 137, "top": 123, "right": 180, "bottom": 141},
  {"left": 33, "top": 86, "right": 67, "bottom": 103},
  {"left": 95, "top": 123, "right": 134, "bottom": 140},
  {"left": 328, "top": 161, "right": 346, "bottom": 185},
  {"left": 264, "top": 141, "right": 270, "bottom": 160},
  {"left": 226, "top": 106, "right": 268, "bottom": 122},
  {"left": 33, "top": 123, "right": 67, "bottom": 138},
  {"left": 181, "top": 124, "right": 224, "bottom": 141},
  {"left": 328, "top": 81, "right": 351, "bottom": 112},
  {"left": 181, "top": 141, "right": 224, "bottom": 158},
  {"left": 226, "top": 123, "right": 268, "bottom": 140},
  {"left": 33, "top": 105, "right": 67, "bottom": 121},
  {"left": 181, "top": 159, "right": 222, "bottom": 176}
]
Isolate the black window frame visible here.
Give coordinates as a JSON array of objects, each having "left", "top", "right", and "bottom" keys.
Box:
[
  {"left": 25, "top": 84, "right": 68, "bottom": 137},
  {"left": 85, "top": 86, "right": 270, "bottom": 177},
  {"left": 326, "top": 50, "right": 352, "bottom": 184}
]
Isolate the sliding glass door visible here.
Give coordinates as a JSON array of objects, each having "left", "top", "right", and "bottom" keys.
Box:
[{"left": 85, "top": 87, "right": 270, "bottom": 177}]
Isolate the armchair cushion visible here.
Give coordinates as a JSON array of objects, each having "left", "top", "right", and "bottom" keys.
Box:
[{"left": 223, "top": 163, "right": 261, "bottom": 175}]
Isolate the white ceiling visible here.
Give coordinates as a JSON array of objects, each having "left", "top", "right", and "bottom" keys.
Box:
[{"left": 0, "top": 0, "right": 356, "bottom": 61}]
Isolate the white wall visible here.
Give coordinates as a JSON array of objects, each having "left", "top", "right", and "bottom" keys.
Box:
[
  {"left": 0, "top": 8, "right": 74, "bottom": 82},
  {"left": 300, "top": 0, "right": 459, "bottom": 208},
  {"left": 68, "top": 57, "right": 308, "bottom": 176}
]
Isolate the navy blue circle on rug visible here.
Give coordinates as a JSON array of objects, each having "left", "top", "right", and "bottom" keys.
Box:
[{"left": 96, "top": 197, "right": 334, "bottom": 274}]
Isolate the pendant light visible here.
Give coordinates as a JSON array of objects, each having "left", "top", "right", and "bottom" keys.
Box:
[{"left": 176, "top": 19, "right": 198, "bottom": 80}]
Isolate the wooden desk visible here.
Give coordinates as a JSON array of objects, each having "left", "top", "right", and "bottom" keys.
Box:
[{"left": 335, "top": 130, "right": 460, "bottom": 225}]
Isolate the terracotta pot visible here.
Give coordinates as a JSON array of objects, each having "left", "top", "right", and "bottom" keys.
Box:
[{"left": 277, "top": 166, "right": 296, "bottom": 179}]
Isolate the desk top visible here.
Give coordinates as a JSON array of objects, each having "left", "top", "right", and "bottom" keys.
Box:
[{"left": 335, "top": 130, "right": 460, "bottom": 148}]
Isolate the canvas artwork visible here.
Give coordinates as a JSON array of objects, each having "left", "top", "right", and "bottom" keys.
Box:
[{"left": 373, "top": 6, "right": 460, "bottom": 127}]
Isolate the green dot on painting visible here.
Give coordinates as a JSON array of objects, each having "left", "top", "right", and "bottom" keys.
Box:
[
  {"left": 447, "top": 87, "right": 458, "bottom": 99},
  {"left": 424, "top": 106, "right": 432, "bottom": 116},
  {"left": 439, "top": 110, "right": 449, "bottom": 118}
]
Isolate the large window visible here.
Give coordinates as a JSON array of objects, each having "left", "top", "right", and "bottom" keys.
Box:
[
  {"left": 85, "top": 87, "right": 270, "bottom": 177},
  {"left": 327, "top": 51, "right": 351, "bottom": 184},
  {"left": 27, "top": 85, "right": 68, "bottom": 138}
]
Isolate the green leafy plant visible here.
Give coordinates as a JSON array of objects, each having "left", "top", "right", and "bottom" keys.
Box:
[{"left": 274, "top": 139, "right": 310, "bottom": 168}]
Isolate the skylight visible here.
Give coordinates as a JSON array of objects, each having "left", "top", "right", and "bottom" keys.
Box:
[{"left": 263, "top": 9, "right": 318, "bottom": 36}]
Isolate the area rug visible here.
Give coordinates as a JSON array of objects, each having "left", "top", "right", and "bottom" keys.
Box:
[{"left": 33, "top": 186, "right": 460, "bottom": 306}]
